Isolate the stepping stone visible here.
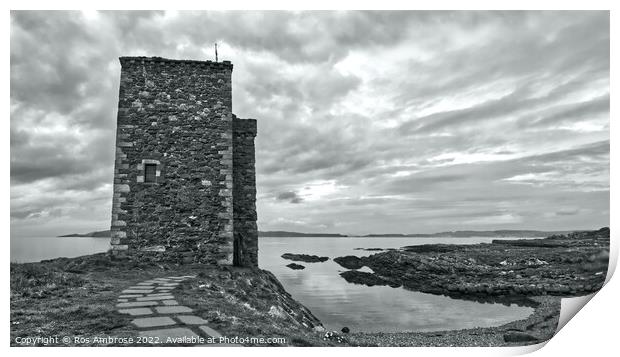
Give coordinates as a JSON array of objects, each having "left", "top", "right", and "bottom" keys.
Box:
[
  {"left": 160, "top": 283, "right": 180, "bottom": 287},
  {"left": 177, "top": 315, "right": 208, "bottom": 325},
  {"left": 117, "top": 301, "right": 159, "bottom": 308},
  {"left": 139, "top": 327, "right": 199, "bottom": 340},
  {"left": 118, "top": 308, "right": 153, "bottom": 316},
  {"left": 132, "top": 316, "right": 176, "bottom": 328},
  {"left": 155, "top": 306, "right": 193, "bottom": 314},
  {"left": 136, "top": 295, "right": 175, "bottom": 301},
  {"left": 199, "top": 325, "right": 222, "bottom": 338},
  {"left": 122, "top": 290, "right": 154, "bottom": 294},
  {"left": 146, "top": 293, "right": 175, "bottom": 297},
  {"left": 156, "top": 286, "right": 175, "bottom": 290},
  {"left": 119, "top": 294, "right": 144, "bottom": 298},
  {"left": 163, "top": 300, "right": 178, "bottom": 306},
  {"left": 117, "top": 298, "right": 128, "bottom": 302}
]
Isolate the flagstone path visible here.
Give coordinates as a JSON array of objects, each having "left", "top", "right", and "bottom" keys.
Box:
[{"left": 116, "top": 275, "right": 239, "bottom": 346}]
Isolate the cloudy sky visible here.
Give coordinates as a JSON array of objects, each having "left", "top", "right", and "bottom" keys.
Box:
[{"left": 10, "top": 11, "right": 609, "bottom": 237}]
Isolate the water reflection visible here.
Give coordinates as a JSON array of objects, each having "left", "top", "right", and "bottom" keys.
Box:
[
  {"left": 11, "top": 236, "right": 111, "bottom": 263},
  {"left": 10, "top": 235, "right": 536, "bottom": 333},
  {"left": 259, "top": 236, "right": 534, "bottom": 333}
]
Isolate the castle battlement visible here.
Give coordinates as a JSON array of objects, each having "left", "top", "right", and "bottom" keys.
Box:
[{"left": 119, "top": 56, "right": 233, "bottom": 70}]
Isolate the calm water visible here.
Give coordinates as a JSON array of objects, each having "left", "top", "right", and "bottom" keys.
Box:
[
  {"left": 258, "top": 236, "right": 536, "bottom": 333},
  {"left": 11, "top": 235, "right": 536, "bottom": 333},
  {"left": 10, "top": 236, "right": 112, "bottom": 263}
]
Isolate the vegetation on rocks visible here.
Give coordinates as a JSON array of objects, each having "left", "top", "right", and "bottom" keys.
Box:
[
  {"left": 11, "top": 228, "right": 609, "bottom": 347},
  {"left": 10, "top": 253, "right": 335, "bottom": 346}
]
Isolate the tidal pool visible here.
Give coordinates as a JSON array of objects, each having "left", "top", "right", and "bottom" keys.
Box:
[{"left": 259, "top": 236, "right": 535, "bottom": 333}]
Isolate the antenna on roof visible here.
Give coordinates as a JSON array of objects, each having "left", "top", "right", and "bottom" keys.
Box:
[{"left": 215, "top": 43, "right": 218, "bottom": 62}]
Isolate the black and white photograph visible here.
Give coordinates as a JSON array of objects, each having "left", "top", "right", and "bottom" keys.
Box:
[{"left": 9, "top": 8, "right": 612, "bottom": 349}]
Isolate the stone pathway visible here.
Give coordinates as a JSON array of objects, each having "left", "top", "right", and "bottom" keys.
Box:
[{"left": 116, "top": 275, "right": 239, "bottom": 346}]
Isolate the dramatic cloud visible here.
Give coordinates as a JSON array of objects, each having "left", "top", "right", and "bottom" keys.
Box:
[
  {"left": 275, "top": 191, "right": 304, "bottom": 204},
  {"left": 10, "top": 11, "right": 609, "bottom": 237}
]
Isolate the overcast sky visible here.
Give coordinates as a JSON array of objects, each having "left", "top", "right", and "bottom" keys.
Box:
[{"left": 10, "top": 11, "right": 609, "bottom": 237}]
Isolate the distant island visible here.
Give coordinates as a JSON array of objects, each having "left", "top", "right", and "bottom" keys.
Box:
[
  {"left": 59, "top": 230, "right": 113, "bottom": 237},
  {"left": 361, "top": 230, "right": 574, "bottom": 238},
  {"left": 59, "top": 229, "right": 575, "bottom": 238},
  {"left": 258, "top": 231, "right": 347, "bottom": 237},
  {"left": 59, "top": 230, "right": 348, "bottom": 238}
]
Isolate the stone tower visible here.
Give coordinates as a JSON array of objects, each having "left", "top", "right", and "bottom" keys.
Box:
[{"left": 110, "top": 56, "right": 258, "bottom": 267}]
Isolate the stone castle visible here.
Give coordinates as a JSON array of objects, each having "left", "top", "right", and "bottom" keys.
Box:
[{"left": 110, "top": 56, "right": 258, "bottom": 267}]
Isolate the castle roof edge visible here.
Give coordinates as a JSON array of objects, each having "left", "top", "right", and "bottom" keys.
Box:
[{"left": 119, "top": 56, "right": 232, "bottom": 69}]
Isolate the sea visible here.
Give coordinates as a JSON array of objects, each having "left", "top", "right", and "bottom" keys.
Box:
[{"left": 11, "top": 235, "right": 537, "bottom": 333}]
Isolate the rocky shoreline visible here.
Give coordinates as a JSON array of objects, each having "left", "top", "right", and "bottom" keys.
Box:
[
  {"left": 321, "top": 228, "right": 609, "bottom": 346},
  {"left": 10, "top": 253, "right": 331, "bottom": 346},
  {"left": 346, "top": 295, "right": 561, "bottom": 347},
  {"left": 11, "top": 228, "right": 609, "bottom": 347},
  {"left": 334, "top": 228, "right": 609, "bottom": 302}
]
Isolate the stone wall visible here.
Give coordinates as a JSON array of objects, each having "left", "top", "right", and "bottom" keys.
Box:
[
  {"left": 233, "top": 116, "right": 258, "bottom": 267},
  {"left": 110, "top": 56, "right": 236, "bottom": 265}
]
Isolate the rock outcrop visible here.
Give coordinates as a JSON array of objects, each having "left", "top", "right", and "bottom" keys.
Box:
[
  {"left": 281, "top": 253, "right": 329, "bottom": 263},
  {"left": 286, "top": 263, "right": 306, "bottom": 270},
  {"left": 333, "top": 256, "right": 365, "bottom": 269},
  {"left": 335, "top": 228, "right": 609, "bottom": 302}
]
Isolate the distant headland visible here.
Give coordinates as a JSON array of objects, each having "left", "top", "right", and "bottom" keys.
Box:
[{"left": 59, "top": 229, "right": 575, "bottom": 238}]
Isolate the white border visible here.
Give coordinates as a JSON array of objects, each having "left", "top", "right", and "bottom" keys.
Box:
[{"left": 4, "top": 2, "right": 617, "bottom": 357}]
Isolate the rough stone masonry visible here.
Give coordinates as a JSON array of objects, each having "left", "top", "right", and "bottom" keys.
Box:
[{"left": 110, "top": 56, "right": 258, "bottom": 267}]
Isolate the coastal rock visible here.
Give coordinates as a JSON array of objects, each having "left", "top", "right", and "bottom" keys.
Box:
[
  {"left": 339, "top": 271, "right": 401, "bottom": 288},
  {"left": 323, "top": 331, "right": 347, "bottom": 344},
  {"left": 503, "top": 331, "right": 539, "bottom": 343},
  {"left": 286, "top": 263, "right": 306, "bottom": 270},
  {"left": 268, "top": 305, "right": 288, "bottom": 319},
  {"left": 12, "top": 256, "right": 327, "bottom": 346},
  {"left": 346, "top": 228, "right": 609, "bottom": 301},
  {"left": 401, "top": 244, "right": 459, "bottom": 253},
  {"left": 281, "top": 253, "right": 329, "bottom": 263},
  {"left": 334, "top": 256, "right": 365, "bottom": 269}
]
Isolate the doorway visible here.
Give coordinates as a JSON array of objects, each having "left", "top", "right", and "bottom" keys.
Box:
[{"left": 233, "top": 232, "right": 242, "bottom": 266}]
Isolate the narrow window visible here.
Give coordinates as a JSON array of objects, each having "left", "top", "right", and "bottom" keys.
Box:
[{"left": 144, "top": 163, "right": 157, "bottom": 183}]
